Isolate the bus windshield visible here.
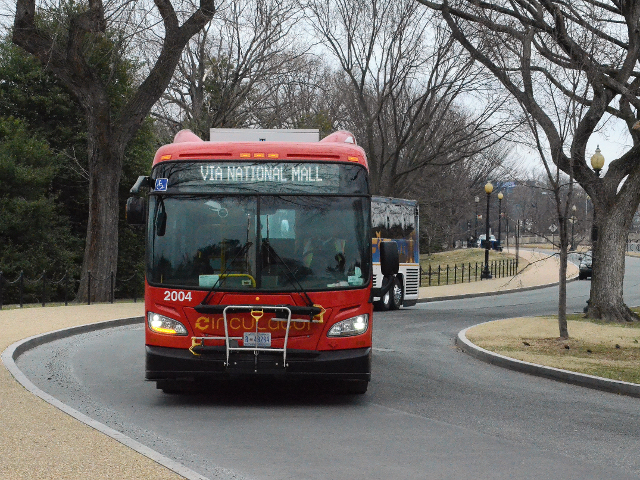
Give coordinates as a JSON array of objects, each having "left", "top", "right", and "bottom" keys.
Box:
[{"left": 147, "top": 195, "right": 371, "bottom": 292}]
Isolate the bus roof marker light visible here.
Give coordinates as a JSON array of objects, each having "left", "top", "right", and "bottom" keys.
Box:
[
  {"left": 240, "top": 153, "right": 251, "bottom": 158},
  {"left": 268, "top": 153, "right": 279, "bottom": 158},
  {"left": 161, "top": 154, "right": 172, "bottom": 160},
  {"left": 254, "top": 153, "right": 265, "bottom": 158},
  {"left": 348, "top": 156, "right": 359, "bottom": 162}
]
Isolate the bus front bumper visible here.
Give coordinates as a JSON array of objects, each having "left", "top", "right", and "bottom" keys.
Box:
[{"left": 145, "top": 345, "right": 372, "bottom": 381}]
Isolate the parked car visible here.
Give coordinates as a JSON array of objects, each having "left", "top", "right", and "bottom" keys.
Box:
[
  {"left": 476, "top": 234, "right": 502, "bottom": 251},
  {"left": 476, "top": 234, "right": 495, "bottom": 248},
  {"left": 578, "top": 252, "right": 592, "bottom": 280}
]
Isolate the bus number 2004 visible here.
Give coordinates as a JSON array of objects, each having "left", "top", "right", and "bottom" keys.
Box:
[{"left": 163, "top": 290, "right": 192, "bottom": 302}]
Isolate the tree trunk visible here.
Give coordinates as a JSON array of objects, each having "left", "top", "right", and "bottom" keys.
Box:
[
  {"left": 587, "top": 204, "right": 639, "bottom": 323},
  {"left": 76, "top": 136, "right": 123, "bottom": 303},
  {"left": 13, "top": 0, "right": 216, "bottom": 303},
  {"left": 557, "top": 231, "right": 569, "bottom": 338}
]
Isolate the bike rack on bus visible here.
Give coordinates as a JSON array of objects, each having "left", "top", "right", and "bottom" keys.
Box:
[{"left": 189, "top": 305, "right": 322, "bottom": 369}]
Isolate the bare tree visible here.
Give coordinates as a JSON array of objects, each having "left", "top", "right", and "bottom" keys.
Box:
[
  {"left": 418, "top": 0, "right": 640, "bottom": 323},
  {"left": 255, "top": 57, "right": 345, "bottom": 137},
  {"left": 154, "top": 0, "right": 303, "bottom": 138},
  {"left": 514, "top": 53, "right": 587, "bottom": 337},
  {"left": 301, "top": 0, "right": 516, "bottom": 196},
  {"left": 12, "top": 0, "right": 216, "bottom": 301},
  {"left": 527, "top": 116, "right": 576, "bottom": 338},
  {"left": 408, "top": 142, "right": 514, "bottom": 251}
]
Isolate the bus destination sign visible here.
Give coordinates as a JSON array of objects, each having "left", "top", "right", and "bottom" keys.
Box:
[
  {"left": 151, "top": 161, "right": 368, "bottom": 194},
  {"left": 199, "top": 163, "right": 332, "bottom": 185}
]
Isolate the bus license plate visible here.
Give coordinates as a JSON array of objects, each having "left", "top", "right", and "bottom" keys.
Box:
[{"left": 243, "top": 332, "right": 271, "bottom": 347}]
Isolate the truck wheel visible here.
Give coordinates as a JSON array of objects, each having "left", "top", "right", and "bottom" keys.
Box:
[{"left": 390, "top": 277, "right": 403, "bottom": 310}]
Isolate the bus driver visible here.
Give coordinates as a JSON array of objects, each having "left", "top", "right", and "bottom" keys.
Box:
[{"left": 301, "top": 224, "right": 347, "bottom": 275}]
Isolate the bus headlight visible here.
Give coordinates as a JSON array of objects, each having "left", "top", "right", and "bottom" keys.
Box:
[
  {"left": 327, "top": 314, "right": 369, "bottom": 337},
  {"left": 147, "top": 312, "right": 188, "bottom": 336}
]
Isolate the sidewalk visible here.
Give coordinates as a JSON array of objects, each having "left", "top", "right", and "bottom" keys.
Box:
[
  {"left": 0, "top": 304, "right": 183, "bottom": 480},
  {"left": 419, "top": 248, "right": 578, "bottom": 301},
  {"left": 0, "top": 249, "right": 571, "bottom": 479}
]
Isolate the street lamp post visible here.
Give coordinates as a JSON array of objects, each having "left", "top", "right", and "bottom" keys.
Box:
[
  {"left": 590, "top": 148, "right": 605, "bottom": 244},
  {"left": 587, "top": 148, "right": 604, "bottom": 314},
  {"left": 474, "top": 196, "right": 480, "bottom": 244},
  {"left": 591, "top": 146, "right": 605, "bottom": 177},
  {"left": 516, "top": 219, "right": 521, "bottom": 271},
  {"left": 570, "top": 205, "right": 577, "bottom": 251},
  {"left": 482, "top": 182, "right": 493, "bottom": 279},
  {"left": 497, "top": 192, "right": 504, "bottom": 249}
]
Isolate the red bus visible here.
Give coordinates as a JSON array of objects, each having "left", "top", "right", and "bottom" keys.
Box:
[{"left": 126, "top": 129, "right": 398, "bottom": 394}]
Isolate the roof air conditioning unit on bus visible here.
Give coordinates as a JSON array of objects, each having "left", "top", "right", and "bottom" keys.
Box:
[{"left": 209, "top": 128, "right": 320, "bottom": 143}]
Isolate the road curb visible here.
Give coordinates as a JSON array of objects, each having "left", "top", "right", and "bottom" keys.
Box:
[
  {"left": 456, "top": 320, "right": 640, "bottom": 399},
  {"left": 1, "top": 317, "right": 241, "bottom": 480}
]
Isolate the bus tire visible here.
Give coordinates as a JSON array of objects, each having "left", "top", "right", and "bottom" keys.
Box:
[
  {"left": 343, "top": 380, "right": 368, "bottom": 394},
  {"left": 390, "top": 276, "right": 403, "bottom": 310},
  {"left": 157, "top": 379, "right": 198, "bottom": 394},
  {"left": 157, "top": 380, "right": 183, "bottom": 394}
]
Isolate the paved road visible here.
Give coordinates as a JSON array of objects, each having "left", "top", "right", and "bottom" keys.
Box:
[{"left": 16, "top": 257, "right": 640, "bottom": 480}]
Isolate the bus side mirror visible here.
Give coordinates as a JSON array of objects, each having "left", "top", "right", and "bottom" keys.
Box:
[
  {"left": 369, "top": 241, "right": 400, "bottom": 303},
  {"left": 126, "top": 197, "right": 146, "bottom": 225},
  {"left": 380, "top": 241, "right": 399, "bottom": 276},
  {"left": 130, "top": 175, "right": 150, "bottom": 194}
]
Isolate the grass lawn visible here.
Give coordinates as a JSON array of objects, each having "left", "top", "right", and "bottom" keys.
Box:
[
  {"left": 421, "top": 247, "right": 518, "bottom": 265},
  {"left": 467, "top": 313, "right": 640, "bottom": 385}
]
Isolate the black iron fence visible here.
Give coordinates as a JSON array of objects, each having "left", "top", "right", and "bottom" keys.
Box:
[
  {"left": 0, "top": 270, "right": 144, "bottom": 310},
  {"left": 2, "top": 259, "right": 523, "bottom": 308},
  {"left": 420, "top": 259, "right": 518, "bottom": 287}
]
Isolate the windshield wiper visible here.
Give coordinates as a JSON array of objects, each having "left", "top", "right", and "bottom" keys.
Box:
[
  {"left": 198, "top": 241, "right": 253, "bottom": 307},
  {"left": 195, "top": 240, "right": 321, "bottom": 318},
  {"left": 262, "top": 239, "right": 318, "bottom": 311}
]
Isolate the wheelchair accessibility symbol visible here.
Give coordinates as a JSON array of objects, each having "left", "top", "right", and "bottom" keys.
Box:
[{"left": 155, "top": 178, "right": 168, "bottom": 191}]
